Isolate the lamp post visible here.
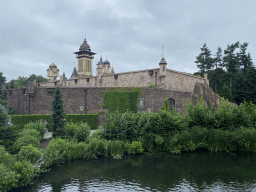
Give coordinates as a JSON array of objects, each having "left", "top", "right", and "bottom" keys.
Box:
[{"left": 80, "top": 106, "right": 84, "bottom": 123}]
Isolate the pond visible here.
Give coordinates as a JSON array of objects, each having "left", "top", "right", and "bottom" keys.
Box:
[{"left": 13, "top": 151, "right": 256, "bottom": 191}]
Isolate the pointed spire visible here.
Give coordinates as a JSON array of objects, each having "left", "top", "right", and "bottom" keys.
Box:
[
  {"left": 53, "top": 58, "right": 54, "bottom": 63},
  {"left": 74, "top": 62, "right": 75, "bottom": 67},
  {"left": 162, "top": 46, "right": 164, "bottom": 58},
  {"left": 159, "top": 46, "right": 167, "bottom": 65},
  {"left": 111, "top": 66, "right": 115, "bottom": 74}
]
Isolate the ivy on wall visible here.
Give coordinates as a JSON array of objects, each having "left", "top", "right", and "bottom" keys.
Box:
[{"left": 102, "top": 87, "right": 142, "bottom": 113}]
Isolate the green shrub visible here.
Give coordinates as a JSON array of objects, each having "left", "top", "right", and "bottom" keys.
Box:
[
  {"left": 13, "top": 161, "right": 35, "bottom": 187},
  {"left": 18, "top": 144, "right": 41, "bottom": 164},
  {"left": 64, "top": 122, "right": 77, "bottom": 137},
  {"left": 103, "top": 110, "right": 140, "bottom": 142},
  {"left": 129, "top": 141, "right": 144, "bottom": 154},
  {"left": 75, "top": 122, "right": 91, "bottom": 142},
  {"left": 24, "top": 120, "right": 45, "bottom": 140}
]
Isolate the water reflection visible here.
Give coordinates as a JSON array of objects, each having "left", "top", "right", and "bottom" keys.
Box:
[{"left": 13, "top": 151, "right": 256, "bottom": 191}]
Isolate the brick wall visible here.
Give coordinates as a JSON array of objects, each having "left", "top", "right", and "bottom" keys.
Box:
[{"left": 6, "top": 86, "right": 196, "bottom": 115}]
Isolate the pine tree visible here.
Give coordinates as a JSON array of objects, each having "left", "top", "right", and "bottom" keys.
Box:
[
  {"left": 220, "top": 86, "right": 233, "bottom": 102},
  {"left": 195, "top": 43, "right": 213, "bottom": 74},
  {"left": 213, "top": 47, "right": 223, "bottom": 69},
  {"left": 238, "top": 42, "right": 253, "bottom": 74},
  {"left": 51, "top": 86, "right": 66, "bottom": 138}
]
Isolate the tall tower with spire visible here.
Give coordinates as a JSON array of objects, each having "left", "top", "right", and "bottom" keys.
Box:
[{"left": 74, "top": 39, "right": 96, "bottom": 76}]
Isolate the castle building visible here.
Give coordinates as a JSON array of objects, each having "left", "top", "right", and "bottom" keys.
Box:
[
  {"left": 39, "top": 38, "right": 209, "bottom": 92},
  {"left": 5, "top": 38, "right": 222, "bottom": 117}
]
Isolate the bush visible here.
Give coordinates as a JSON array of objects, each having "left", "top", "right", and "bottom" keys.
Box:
[
  {"left": 24, "top": 120, "right": 46, "bottom": 140},
  {"left": 64, "top": 122, "right": 77, "bottom": 137},
  {"left": 18, "top": 144, "right": 41, "bottom": 164},
  {"left": 75, "top": 122, "right": 91, "bottom": 142},
  {"left": 129, "top": 141, "right": 144, "bottom": 154},
  {"left": 14, "top": 129, "right": 40, "bottom": 151}
]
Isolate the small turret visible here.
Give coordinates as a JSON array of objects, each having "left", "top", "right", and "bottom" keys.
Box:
[
  {"left": 103, "top": 56, "right": 111, "bottom": 74},
  {"left": 159, "top": 46, "right": 167, "bottom": 77},
  {"left": 47, "top": 60, "right": 59, "bottom": 81},
  {"left": 96, "top": 56, "right": 104, "bottom": 76}
]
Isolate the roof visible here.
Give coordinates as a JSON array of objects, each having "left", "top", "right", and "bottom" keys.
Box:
[
  {"left": 79, "top": 39, "right": 91, "bottom": 51},
  {"left": 104, "top": 59, "right": 110, "bottom": 65},
  {"left": 97, "top": 57, "right": 104, "bottom": 65},
  {"left": 70, "top": 67, "right": 78, "bottom": 79},
  {"left": 159, "top": 57, "right": 167, "bottom": 65},
  {"left": 49, "top": 63, "right": 57, "bottom": 68}
]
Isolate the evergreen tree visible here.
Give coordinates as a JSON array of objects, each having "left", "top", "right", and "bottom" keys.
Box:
[
  {"left": 220, "top": 86, "right": 233, "bottom": 102},
  {"left": 245, "top": 67, "right": 256, "bottom": 104},
  {"left": 51, "top": 86, "right": 66, "bottom": 138},
  {"left": 238, "top": 42, "right": 253, "bottom": 74},
  {"left": 195, "top": 43, "right": 213, "bottom": 74},
  {"left": 213, "top": 47, "right": 223, "bottom": 69},
  {"left": 223, "top": 41, "right": 240, "bottom": 74},
  {"left": 232, "top": 70, "right": 247, "bottom": 104}
]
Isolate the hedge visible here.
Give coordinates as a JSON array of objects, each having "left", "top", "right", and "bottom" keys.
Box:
[{"left": 11, "top": 114, "right": 98, "bottom": 131}]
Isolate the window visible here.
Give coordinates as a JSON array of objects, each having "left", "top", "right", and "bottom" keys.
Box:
[
  {"left": 139, "top": 98, "right": 144, "bottom": 108},
  {"left": 163, "top": 66, "right": 165, "bottom": 71},
  {"left": 168, "top": 98, "right": 175, "bottom": 110}
]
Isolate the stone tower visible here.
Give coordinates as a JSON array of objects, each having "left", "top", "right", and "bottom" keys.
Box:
[
  {"left": 96, "top": 56, "right": 104, "bottom": 77},
  {"left": 103, "top": 59, "right": 111, "bottom": 74},
  {"left": 159, "top": 46, "right": 167, "bottom": 77},
  {"left": 74, "top": 39, "right": 96, "bottom": 76},
  {"left": 47, "top": 62, "right": 59, "bottom": 81}
]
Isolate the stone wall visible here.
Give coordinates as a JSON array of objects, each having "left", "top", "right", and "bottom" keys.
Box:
[{"left": 6, "top": 86, "right": 195, "bottom": 116}]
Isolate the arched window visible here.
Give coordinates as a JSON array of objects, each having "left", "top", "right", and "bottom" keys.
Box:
[
  {"left": 168, "top": 98, "right": 175, "bottom": 110},
  {"left": 163, "top": 66, "right": 165, "bottom": 71}
]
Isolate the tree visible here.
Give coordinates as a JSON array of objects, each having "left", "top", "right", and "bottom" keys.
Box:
[
  {"left": 195, "top": 43, "right": 213, "bottom": 74},
  {"left": 15, "top": 76, "right": 28, "bottom": 88},
  {"left": 51, "top": 86, "right": 66, "bottom": 138},
  {"left": 223, "top": 41, "right": 240, "bottom": 93},
  {"left": 223, "top": 41, "right": 240, "bottom": 74},
  {"left": 160, "top": 98, "right": 170, "bottom": 111},
  {"left": 213, "top": 47, "right": 223, "bottom": 69},
  {"left": 238, "top": 42, "right": 253, "bottom": 74},
  {"left": 220, "top": 86, "right": 233, "bottom": 102}
]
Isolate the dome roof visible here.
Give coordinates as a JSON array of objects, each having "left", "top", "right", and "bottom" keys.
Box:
[
  {"left": 79, "top": 39, "right": 91, "bottom": 51},
  {"left": 104, "top": 59, "right": 110, "bottom": 65},
  {"left": 49, "top": 63, "right": 57, "bottom": 69},
  {"left": 97, "top": 57, "right": 104, "bottom": 65},
  {"left": 159, "top": 57, "right": 167, "bottom": 65}
]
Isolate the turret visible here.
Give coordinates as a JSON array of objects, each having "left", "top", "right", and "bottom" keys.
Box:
[
  {"left": 47, "top": 62, "right": 59, "bottom": 81},
  {"left": 96, "top": 56, "right": 104, "bottom": 77},
  {"left": 103, "top": 58, "right": 111, "bottom": 74},
  {"left": 74, "top": 39, "right": 96, "bottom": 76},
  {"left": 159, "top": 46, "right": 167, "bottom": 77}
]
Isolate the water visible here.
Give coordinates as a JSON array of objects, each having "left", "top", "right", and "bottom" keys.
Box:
[{"left": 14, "top": 151, "right": 256, "bottom": 191}]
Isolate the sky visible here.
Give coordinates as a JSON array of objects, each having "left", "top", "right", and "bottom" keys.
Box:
[{"left": 1, "top": 0, "right": 256, "bottom": 82}]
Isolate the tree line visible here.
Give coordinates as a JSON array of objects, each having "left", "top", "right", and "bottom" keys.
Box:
[
  {"left": 194, "top": 41, "right": 255, "bottom": 104},
  {"left": 4, "top": 74, "right": 48, "bottom": 89}
]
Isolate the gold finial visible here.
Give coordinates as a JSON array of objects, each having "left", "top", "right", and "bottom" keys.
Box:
[
  {"left": 162, "top": 46, "right": 164, "bottom": 58},
  {"left": 101, "top": 51, "right": 102, "bottom": 57},
  {"left": 74, "top": 62, "right": 75, "bottom": 67},
  {"left": 106, "top": 55, "right": 107, "bottom": 60},
  {"left": 53, "top": 58, "right": 54, "bottom": 63}
]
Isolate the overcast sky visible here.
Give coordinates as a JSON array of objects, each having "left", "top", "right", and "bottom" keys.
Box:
[{"left": 1, "top": 0, "right": 256, "bottom": 82}]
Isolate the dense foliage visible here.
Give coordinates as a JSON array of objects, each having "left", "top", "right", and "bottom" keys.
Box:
[
  {"left": 11, "top": 114, "right": 98, "bottom": 131},
  {"left": 5, "top": 74, "right": 48, "bottom": 89},
  {"left": 103, "top": 87, "right": 142, "bottom": 113},
  {"left": 194, "top": 41, "right": 255, "bottom": 105}
]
